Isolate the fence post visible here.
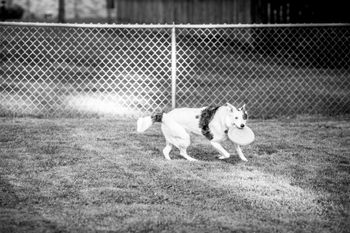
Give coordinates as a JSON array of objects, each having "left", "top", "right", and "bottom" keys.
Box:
[{"left": 171, "top": 24, "right": 177, "bottom": 109}]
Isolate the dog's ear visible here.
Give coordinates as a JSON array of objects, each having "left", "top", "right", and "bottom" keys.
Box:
[
  {"left": 239, "top": 104, "right": 248, "bottom": 119},
  {"left": 226, "top": 103, "right": 237, "bottom": 112},
  {"left": 239, "top": 104, "right": 246, "bottom": 112}
]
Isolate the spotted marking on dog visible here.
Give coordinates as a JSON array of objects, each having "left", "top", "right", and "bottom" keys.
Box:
[
  {"left": 151, "top": 112, "right": 163, "bottom": 123},
  {"left": 199, "top": 106, "right": 219, "bottom": 140}
]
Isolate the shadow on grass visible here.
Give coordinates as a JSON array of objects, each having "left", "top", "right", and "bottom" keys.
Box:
[
  {"left": 133, "top": 127, "right": 244, "bottom": 164},
  {"left": 0, "top": 176, "right": 69, "bottom": 233},
  {"left": 187, "top": 146, "right": 242, "bottom": 165},
  {"left": 0, "top": 176, "right": 19, "bottom": 209}
]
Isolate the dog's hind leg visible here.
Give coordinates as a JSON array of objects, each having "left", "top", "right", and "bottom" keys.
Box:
[
  {"left": 163, "top": 141, "right": 172, "bottom": 160},
  {"left": 176, "top": 132, "right": 197, "bottom": 161},
  {"left": 234, "top": 144, "right": 248, "bottom": 161},
  {"left": 161, "top": 113, "right": 197, "bottom": 161}
]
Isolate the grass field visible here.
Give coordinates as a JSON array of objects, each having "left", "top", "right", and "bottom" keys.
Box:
[{"left": 0, "top": 115, "right": 349, "bottom": 232}]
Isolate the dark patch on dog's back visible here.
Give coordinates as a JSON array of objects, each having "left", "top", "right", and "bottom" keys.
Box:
[
  {"left": 199, "top": 106, "right": 220, "bottom": 140},
  {"left": 151, "top": 112, "right": 163, "bottom": 123}
]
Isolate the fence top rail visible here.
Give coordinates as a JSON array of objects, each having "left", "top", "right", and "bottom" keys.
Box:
[{"left": 1, "top": 21, "right": 350, "bottom": 29}]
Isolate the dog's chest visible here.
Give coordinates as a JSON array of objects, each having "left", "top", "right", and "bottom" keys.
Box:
[{"left": 209, "top": 121, "right": 229, "bottom": 141}]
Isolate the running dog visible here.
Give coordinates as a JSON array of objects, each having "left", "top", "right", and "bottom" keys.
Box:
[{"left": 137, "top": 103, "right": 248, "bottom": 161}]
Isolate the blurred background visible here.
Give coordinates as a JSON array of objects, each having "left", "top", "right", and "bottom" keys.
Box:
[{"left": 1, "top": 0, "right": 349, "bottom": 24}]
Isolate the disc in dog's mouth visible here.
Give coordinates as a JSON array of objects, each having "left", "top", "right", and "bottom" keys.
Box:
[{"left": 228, "top": 126, "right": 255, "bottom": 146}]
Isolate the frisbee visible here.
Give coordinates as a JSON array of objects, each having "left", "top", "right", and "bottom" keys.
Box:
[{"left": 228, "top": 126, "right": 255, "bottom": 146}]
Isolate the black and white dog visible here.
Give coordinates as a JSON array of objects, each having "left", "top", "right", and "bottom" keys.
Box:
[{"left": 137, "top": 103, "right": 248, "bottom": 161}]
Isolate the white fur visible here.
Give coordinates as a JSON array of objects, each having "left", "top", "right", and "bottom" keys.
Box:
[{"left": 137, "top": 103, "right": 248, "bottom": 161}]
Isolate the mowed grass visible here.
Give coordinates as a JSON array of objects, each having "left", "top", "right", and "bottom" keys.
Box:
[{"left": 0, "top": 116, "right": 349, "bottom": 232}]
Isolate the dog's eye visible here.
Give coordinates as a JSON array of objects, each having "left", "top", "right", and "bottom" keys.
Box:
[{"left": 235, "top": 117, "right": 238, "bottom": 119}]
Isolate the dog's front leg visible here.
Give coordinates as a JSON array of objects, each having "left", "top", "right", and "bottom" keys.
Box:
[
  {"left": 179, "top": 148, "right": 198, "bottom": 161},
  {"left": 234, "top": 144, "right": 248, "bottom": 161},
  {"left": 210, "top": 141, "right": 230, "bottom": 159}
]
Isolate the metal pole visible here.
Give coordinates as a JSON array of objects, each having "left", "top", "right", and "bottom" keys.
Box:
[
  {"left": 171, "top": 24, "right": 176, "bottom": 109},
  {"left": 58, "top": 0, "right": 65, "bottom": 23}
]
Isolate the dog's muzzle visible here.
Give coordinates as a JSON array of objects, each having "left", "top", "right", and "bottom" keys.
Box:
[{"left": 235, "top": 124, "right": 245, "bottom": 129}]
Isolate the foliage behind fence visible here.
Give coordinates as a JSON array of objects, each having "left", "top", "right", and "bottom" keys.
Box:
[{"left": 0, "top": 22, "right": 349, "bottom": 118}]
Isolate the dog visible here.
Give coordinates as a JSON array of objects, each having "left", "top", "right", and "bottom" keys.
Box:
[{"left": 137, "top": 103, "right": 248, "bottom": 161}]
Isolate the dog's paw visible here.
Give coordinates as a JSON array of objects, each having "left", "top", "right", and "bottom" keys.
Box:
[
  {"left": 238, "top": 154, "right": 248, "bottom": 161},
  {"left": 218, "top": 155, "right": 230, "bottom": 160},
  {"left": 187, "top": 157, "right": 198, "bottom": 162}
]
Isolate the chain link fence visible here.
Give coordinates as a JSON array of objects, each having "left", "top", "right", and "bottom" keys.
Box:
[{"left": 1, "top": 22, "right": 349, "bottom": 118}]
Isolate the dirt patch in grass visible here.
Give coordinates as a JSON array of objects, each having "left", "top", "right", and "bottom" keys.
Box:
[{"left": 0, "top": 115, "right": 349, "bottom": 232}]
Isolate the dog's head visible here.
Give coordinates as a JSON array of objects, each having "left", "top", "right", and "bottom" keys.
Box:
[{"left": 225, "top": 103, "right": 248, "bottom": 129}]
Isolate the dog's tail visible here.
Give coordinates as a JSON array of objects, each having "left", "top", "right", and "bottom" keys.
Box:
[{"left": 136, "top": 112, "right": 164, "bottom": 133}]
